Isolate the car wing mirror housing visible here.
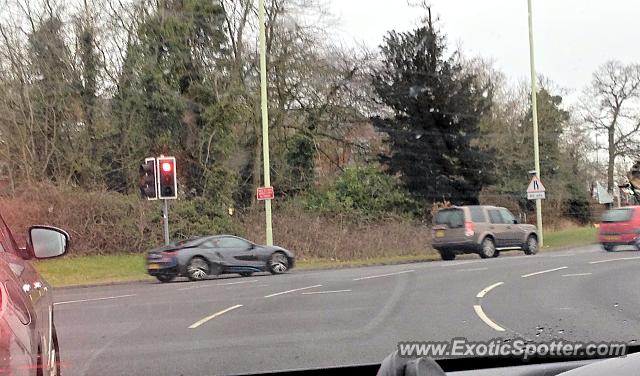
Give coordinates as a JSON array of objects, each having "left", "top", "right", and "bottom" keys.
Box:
[{"left": 28, "top": 226, "right": 70, "bottom": 259}]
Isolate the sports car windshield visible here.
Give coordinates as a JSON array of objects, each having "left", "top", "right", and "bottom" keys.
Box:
[{"left": 2, "top": 0, "right": 639, "bottom": 375}]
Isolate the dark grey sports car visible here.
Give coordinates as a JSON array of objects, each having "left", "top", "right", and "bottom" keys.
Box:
[{"left": 146, "top": 235, "right": 295, "bottom": 282}]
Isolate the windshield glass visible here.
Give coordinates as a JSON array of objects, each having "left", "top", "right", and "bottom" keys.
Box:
[
  {"left": 602, "top": 208, "right": 633, "bottom": 223},
  {"left": 174, "top": 237, "right": 205, "bottom": 247},
  {"left": 435, "top": 209, "right": 464, "bottom": 228},
  {"left": 3, "top": 0, "right": 639, "bottom": 375}
]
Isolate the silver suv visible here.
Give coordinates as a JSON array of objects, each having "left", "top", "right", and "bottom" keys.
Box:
[{"left": 431, "top": 205, "right": 539, "bottom": 260}]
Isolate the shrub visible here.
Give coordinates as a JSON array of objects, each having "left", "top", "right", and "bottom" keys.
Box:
[
  {"left": 304, "top": 165, "right": 417, "bottom": 220},
  {"left": 239, "top": 201, "right": 432, "bottom": 260},
  {"left": 0, "top": 184, "right": 237, "bottom": 255},
  {"left": 169, "top": 197, "right": 240, "bottom": 239},
  {"left": 562, "top": 185, "right": 591, "bottom": 224}
]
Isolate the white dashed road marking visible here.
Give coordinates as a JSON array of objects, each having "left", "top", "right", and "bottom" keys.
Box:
[
  {"left": 188, "top": 304, "right": 243, "bottom": 329},
  {"left": 521, "top": 266, "right": 568, "bottom": 278},
  {"left": 458, "top": 267, "right": 489, "bottom": 272},
  {"left": 440, "top": 260, "right": 484, "bottom": 267},
  {"left": 589, "top": 256, "right": 640, "bottom": 264},
  {"left": 473, "top": 282, "right": 507, "bottom": 332},
  {"left": 473, "top": 305, "right": 505, "bottom": 332},
  {"left": 352, "top": 270, "right": 414, "bottom": 281},
  {"left": 562, "top": 273, "right": 592, "bottom": 277},
  {"left": 301, "top": 289, "right": 352, "bottom": 295},
  {"left": 54, "top": 294, "right": 136, "bottom": 306},
  {"left": 177, "top": 279, "right": 259, "bottom": 291},
  {"left": 264, "top": 285, "right": 322, "bottom": 298},
  {"left": 475, "top": 282, "right": 504, "bottom": 299}
]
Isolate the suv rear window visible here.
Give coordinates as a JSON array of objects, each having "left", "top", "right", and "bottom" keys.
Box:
[
  {"left": 435, "top": 209, "right": 464, "bottom": 228},
  {"left": 602, "top": 208, "right": 634, "bottom": 223},
  {"left": 469, "top": 206, "right": 486, "bottom": 223}
]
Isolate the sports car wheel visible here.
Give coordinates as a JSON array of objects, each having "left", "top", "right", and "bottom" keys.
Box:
[
  {"left": 187, "top": 257, "right": 209, "bottom": 281},
  {"left": 268, "top": 252, "right": 289, "bottom": 274}
]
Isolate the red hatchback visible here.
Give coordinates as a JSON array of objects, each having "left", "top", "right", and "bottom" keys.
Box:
[{"left": 599, "top": 206, "right": 640, "bottom": 251}]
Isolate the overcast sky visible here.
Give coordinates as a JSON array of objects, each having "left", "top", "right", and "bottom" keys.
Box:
[{"left": 328, "top": 0, "right": 640, "bottom": 103}]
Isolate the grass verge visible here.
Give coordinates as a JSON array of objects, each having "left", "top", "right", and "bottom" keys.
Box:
[
  {"left": 541, "top": 226, "right": 597, "bottom": 250},
  {"left": 33, "top": 254, "right": 152, "bottom": 287},
  {"left": 32, "top": 226, "right": 598, "bottom": 287},
  {"left": 295, "top": 254, "right": 440, "bottom": 270}
]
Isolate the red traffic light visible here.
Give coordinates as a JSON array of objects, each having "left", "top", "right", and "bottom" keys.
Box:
[{"left": 157, "top": 157, "right": 177, "bottom": 199}]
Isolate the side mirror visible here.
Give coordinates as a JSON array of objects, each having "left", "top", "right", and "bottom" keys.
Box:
[{"left": 28, "top": 226, "right": 69, "bottom": 259}]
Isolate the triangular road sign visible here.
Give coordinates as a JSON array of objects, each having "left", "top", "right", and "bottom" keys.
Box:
[{"left": 527, "top": 176, "right": 546, "bottom": 193}]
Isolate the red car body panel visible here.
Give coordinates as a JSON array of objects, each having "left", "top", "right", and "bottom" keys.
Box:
[
  {"left": 598, "top": 206, "right": 640, "bottom": 247},
  {"left": 0, "top": 213, "right": 58, "bottom": 375}
]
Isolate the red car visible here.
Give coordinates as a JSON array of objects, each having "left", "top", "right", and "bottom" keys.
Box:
[
  {"left": 0, "top": 214, "right": 69, "bottom": 375},
  {"left": 599, "top": 206, "right": 640, "bottom": 252}
]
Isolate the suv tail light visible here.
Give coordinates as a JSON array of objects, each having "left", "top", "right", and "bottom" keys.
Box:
[{"left": 465, "top": 221, "right": 475, "bottom": 237}]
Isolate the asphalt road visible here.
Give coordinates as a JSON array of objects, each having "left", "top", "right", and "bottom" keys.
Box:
[{"left": 52, "top": 245, "right": 640, "bottom": 375}]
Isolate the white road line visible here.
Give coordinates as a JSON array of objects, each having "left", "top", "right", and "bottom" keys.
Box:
[
  {"left": 547, "top": 253, "right": 575, "bottom": 258},
  {"left": 264, "top": 284, "right": 322, "bottom": 298},
  {"left": 54, "top": 294, "right": 135, "bottom": 306},
  {"left": 352, "top": 270, "right": 415, "bottom": 281},
  {"left": 440, "top": 260, "right": 483, "bottom": 267},
  {"left": 562, "top": 273, "right": 592, "bottom": 277},
  {"left": 177, "top": 279, "right": 258, "bottom": 291},
  {"left": 475, "top": 282, "right": 504, "bottom": 298},
  {"left": 301, "top": 289, "right": 352, "bottom": 295},
  {"left": 188, "top": 304, "right": 243, "bottom": 329},
  {"left": 521, "top": 266, "right": 568, "bottom": 278},
  {"left": 458, "top": 267, "right": 489, "bottom": 272},
  {"left": 473, "top": 305, "right": 505, "bottom": 332},
  {"left": 589, "top": 256, "right": 640, "bottom": 264}
]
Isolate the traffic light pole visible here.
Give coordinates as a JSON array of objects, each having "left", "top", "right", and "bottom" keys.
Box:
[
  {"left": 259, "top": 0, "right": 274, "bottom": 246},
  {"left": 527, "top": 0, "right": 543, "bottom": 247},
  {"left": 163, "top": 199, "right": 170, "bottom": 245}
]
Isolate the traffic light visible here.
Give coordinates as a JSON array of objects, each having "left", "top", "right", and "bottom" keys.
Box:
[
  {"left": 157, "top": 156, "right": 177, "bottom": 199},
  {"left": 139, "top": 158, "right": 158, "bottom": 200}
]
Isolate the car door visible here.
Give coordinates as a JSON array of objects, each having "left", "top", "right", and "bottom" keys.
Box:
[
  {"left": 498, "top": 208, "right": 522, "bottom": 246},
  {"left": 218, "top": 237, "right": 260, "bottom": 267},
  {"left": 487, "top": 209, "right": 509, "bottom": 247},
  {"left": 0, "top": 231, "right": 38, "bottom": 375},
  {"left": 0, "top": 254, "right": 35, "bottom": 375},
  {"left": 1, "top": 216, "right": 59, "bottom": 375}
]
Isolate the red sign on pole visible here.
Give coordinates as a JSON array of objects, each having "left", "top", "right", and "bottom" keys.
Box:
[{"left": 256, "top": 186, "right": 274, "bottom": 201}]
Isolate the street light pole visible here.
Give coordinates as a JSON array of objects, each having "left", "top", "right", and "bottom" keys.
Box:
[
  {"left": 259, "top": 0, "right": 274, "bottom": 245},
  {"left": 527, "top": 0, "right": 543, "bottom": 247}
]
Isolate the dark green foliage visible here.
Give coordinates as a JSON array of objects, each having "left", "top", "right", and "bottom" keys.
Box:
[
  {"left": 371, "top": 22, "right": 493, "bottom": 205},
  {"left": 27, "top": 16, "right": 80, "bottom": 180},
  {"left": 563, "top": 184, "right": 591, "bottom": 224},
  {"left": 169, "top": 197, "right": 240, "bottom": 239},
  {"left": 0, "top": 1, "right": 594, "bottom": 234},
  {"left": 304, "top": 165, "right": 416, "bottom": 219},
  {"left": 107, "top": 0, "right": 236, "bottom": 202},
  {"left": 283, "top": 133, "right": 316, "bottom": 194},
  {"left": 521, "top": 89, "right": 570, "bottom": 181}
]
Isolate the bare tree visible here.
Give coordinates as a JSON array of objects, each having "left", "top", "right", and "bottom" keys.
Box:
[{"left": 581, "top": 60, "right": 640, "bottom": 192}]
